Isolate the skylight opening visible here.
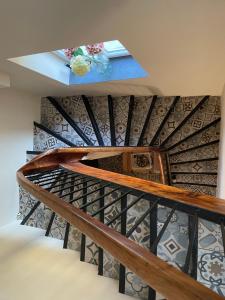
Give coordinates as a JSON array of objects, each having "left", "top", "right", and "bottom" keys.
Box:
[
  {"left": 53, "top": 40, "right": 130, "bottom": 62},
  {"left": 8, "top": 40, "right": 148, "bottom": 85}
]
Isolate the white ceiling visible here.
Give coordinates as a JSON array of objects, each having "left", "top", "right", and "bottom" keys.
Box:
[{"left": 0, "top": 0, "right": 225, "bottom": 97}]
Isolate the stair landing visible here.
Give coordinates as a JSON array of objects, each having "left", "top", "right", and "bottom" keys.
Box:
[{"left": 0, "top": 221, "right": 133, "bottom": 300}]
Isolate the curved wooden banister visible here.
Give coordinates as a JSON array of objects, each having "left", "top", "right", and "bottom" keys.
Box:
[
  {"left": 17, "top": 147, "right": 225, "bottom": 300},
  {"left": 20, "top": 147, "right": 225, "bottom": 216}
]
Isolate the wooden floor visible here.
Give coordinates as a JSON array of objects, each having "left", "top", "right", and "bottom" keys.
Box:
[{"left": 0, "top": 221, "right": 133, "bottom": 300}]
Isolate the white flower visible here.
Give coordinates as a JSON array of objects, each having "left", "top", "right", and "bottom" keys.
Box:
[{"left": 70, "top": 55, "right": 90, "bottom": 76}]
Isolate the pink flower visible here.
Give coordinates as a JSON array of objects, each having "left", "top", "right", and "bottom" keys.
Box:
[
  {"left": 64, "top": 48, "right": 77, "bottom": 59},
  {"left": 86, "top": 43, "right": 104, "bottom": 55}
]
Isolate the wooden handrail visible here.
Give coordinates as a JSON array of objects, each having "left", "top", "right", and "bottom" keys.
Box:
[
  {"left": 20, "top": 147, "right": 225, "bottom": 216},
  {"left": 17, "top": 147, "right": 225, "bottom": 300}
]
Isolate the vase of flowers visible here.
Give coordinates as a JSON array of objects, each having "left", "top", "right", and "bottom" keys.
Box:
[{"left": 64, "top": 43, "right": 110, "bottom": 76}]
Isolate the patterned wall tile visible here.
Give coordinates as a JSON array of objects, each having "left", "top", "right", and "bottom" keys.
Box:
[
  {"left": 198, "top": 219, "right": 225, "bottom": 296},
  {"left": 82, "top": 183, "right": 101, "bottom": 265},
  {"left": 129, "top": 96, "right": 153, "bottom": 146},
  {"left": 41, "top": 98, "right": 86, "bottom": 146},
  {"left": 199, "top": 220, "right": 223, "bottom": 253},
  {"left": 57, "top": 96, "right": 98, "bottom": 145},
  {"left": 125, "top": 269, "right": 149, "bottom": 300},
  {"left": 168, "top": 122, "right": 220, "bottom": 155},
  {"left": 19, "top": 187, "right": 52, "bottom": 229},
  {"left": 173, "top": 174, "right": 217, "bottom": 186},
  {"left": 142, "top": 97, "right": 175, "bottom": 146},
  {"left": 170, "top": 160, "right": 218, "bottom": 173},
  {"left": 67, "top": 225, "right": 82, "bottom": 251},
  {"left": 49, "top": 214, "right": 67, "bottom": 240},
  {"left": 33, "top": 125, "right": 68, "bottom": 151},
  {"left": 198, "top": 249, "right": 225, "bottom": 297},
  {"left": 88, "top": 96, "right": 111, "bottom": 146},
  {"left": 164, "top": 96, "right": 220, "bottom": 149},
  {"left": 112, "top": 96, "right": 130, "bottom": 146},
  {"left": 157, "top": 207, "right": 189, "bottom": 269},
  {"left": 124, "top": 196, "right": 151, "bottom": 299},
  {"left": 157, "top": 96, "right": 204, "bottom": 146},
  {"left": 103, "top": 188, "right": 122, "bottom": 279},
  {"left": 169, "top": 143, "right": 219, "bottom": 163}
]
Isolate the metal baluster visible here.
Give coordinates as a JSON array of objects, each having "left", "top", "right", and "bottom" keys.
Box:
[
  {"left": 119, "top": 194, "right": 128, "bottom": 294},
  {"left": 63, "top": 176, "right": 75, "bottom": 248},
  {"left": 69, "top": 182, "right": 111, "bottom": 204},
  {"left": 63, "top": 223, "right": 70, "bottom": 249},
  {"left": 151, "top": 206, "right": 177, "bottom": 253},
  {"left": 21, "top": 172, "right": 63, "bottom": 225},
  {"left": 79, "top": 187, "right": 121, "bottom": 210},
  {"left": 221, "top": 220, "right": 225, "bottom": 255},
  {"left": 124, "top": 95, "right": 135, "bottom": 146},
  {"left": 52, "top": 176, "right": 93, "bottom": 194},
  {"left": 106, "top": 193, "right": 146, "bottom": 226},
  {"left": 45, "top": 212, "right": 55, "bottom": 236},
  {"left": 41, "top": 173, "right": 82, "bottom": 188},
  {"left": 91, "top": 190, "right": 131, "bottom": 217},
  {"left": 190, "top": 214, "right": 198, "bottom": 279},
  {"left": 27, "top": 168, "right": 61, "bottom": 180},
  {"left": 126, "top": 199, "right": 159, "bottom": 238},
  {"left": 63, "top": 180, "right": 101, "bottom": 199},
  {"left": 80, "top": 179, "right": 88, "bottom": 261},
  {"left": 182, "top": 214, "right": 198, "bottom": 278},
  {"left": 148, "top": 199, "right": 158, "bottom": 300},
  {"left": 21, "top": 201, "right": 41, "bottom": 225},
  {"left": 44, "top": 174, "right": 68, "bottom": 236},
  {"left": 98, "top": 186, "right": 105, "bottom": 276},
  {"left": 32, "top": 169, "right": 68, "bottom": 184},
  {"left": 45, "top": 173, "right": 82, "bottom": 189}
]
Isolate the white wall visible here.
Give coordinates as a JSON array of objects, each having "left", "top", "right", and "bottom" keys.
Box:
[
  {"left": 1, "top": 1, "right": 225, "bottom": 96},
  {"left": 0, "top": 88, "right": 40, "bottom": 226},
  {"left": 9, "top": 53, "right": 70, "bottom": 85},
  {"left": 217, "top": 84, "right": 225, "bottom": 198}
]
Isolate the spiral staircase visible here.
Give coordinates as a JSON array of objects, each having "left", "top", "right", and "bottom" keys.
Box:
[{"left": 18, "top": 95, "right": 224, "bottom": 300}]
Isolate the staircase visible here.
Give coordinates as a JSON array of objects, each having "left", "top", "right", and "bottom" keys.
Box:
[{"left": 18, "top": 95, "right": 224, "bottom": 299}]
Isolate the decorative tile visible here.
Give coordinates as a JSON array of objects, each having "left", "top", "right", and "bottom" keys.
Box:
[
  {"left": 169, "top": 143, "right": 219, "bottom": 163},
  {"left": 170, "top": 160, "right": 218, "bottom": 173},
  {"left": 112, "top": 96, "right": 130, "bottom": 146},
  {"left": 172, "top": 174, "right": 217, "bottom": 186},
  {"left": 19, "top": 186, "right": 52, "bottom": 229},
  {"left": 41, "top": 98, "right": 86, "bottom": 146},
  {"left": 198, "top": 250, "right": 225, "bottom": 296},
  {"left": 57, "top": 96, "right": 98, "bottom": 145},
  {"left": 158, "top": 96, "right": 204, "bottom": 146},
  {"left": 125, "top": 269, "right": 149, "bottom": 300},
  {"left": 103, "top": 250, "right": 120, "bottom": 279},
  {"left": 88, "top": 96, "right": 111, "bottom": 146},
  {"left": 164, "top": 96, "right": 220, "bottom": 149},
  {"left": 199, "top": 219, "right": 223, "bottom": 253},
  {"left": 129, "top": 96, "right": 153, "bottom": 146},
  {"left": 169, "top": 122, "right": 220, "bottom": 155},
  {"left": 142, "top": 96, "right": 175, "bottom": 146},
  {"left": 157, "top": 207, "right": 189, "bottom": 269},
  {"left": 33, "top": 125, "right": 68, "bottom": 151},
  {"left": 103, "top": 188, "right": 122, "bottom": 278}
]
